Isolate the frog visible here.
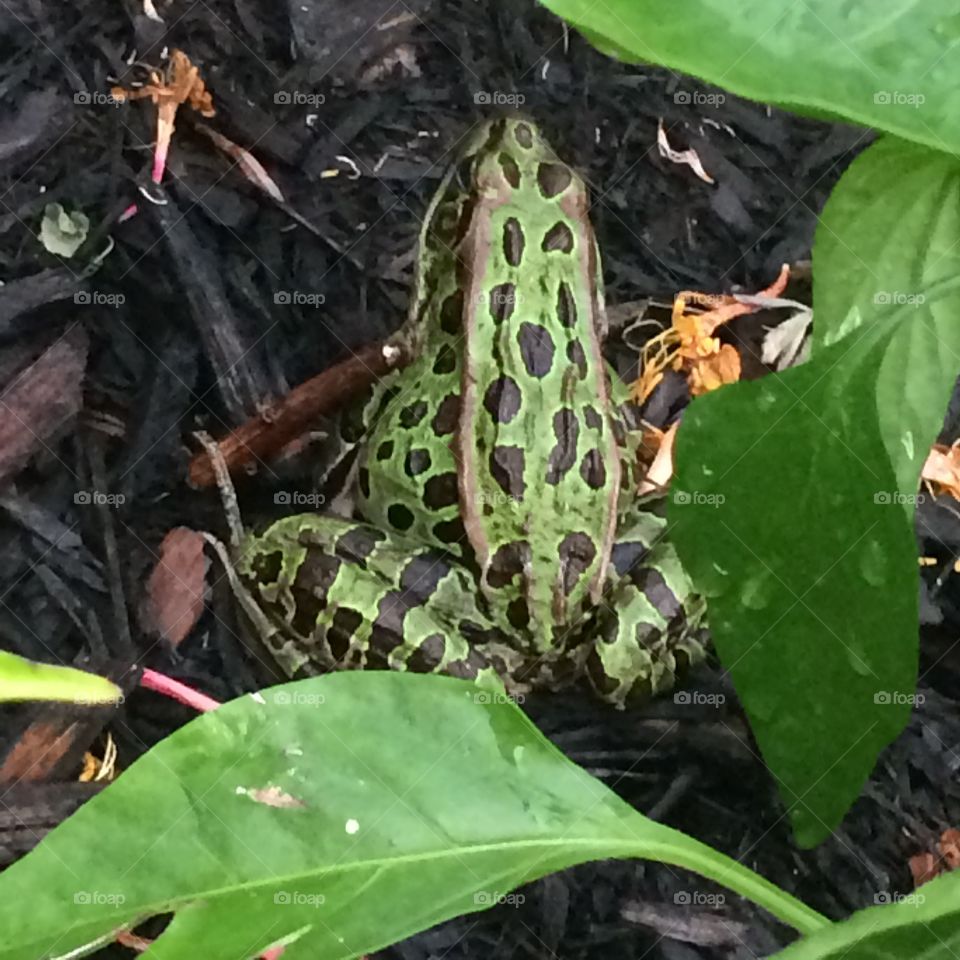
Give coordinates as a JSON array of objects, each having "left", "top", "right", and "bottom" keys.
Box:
[{"left": 228, "top": 116, "right": 707, "bottom": 707}]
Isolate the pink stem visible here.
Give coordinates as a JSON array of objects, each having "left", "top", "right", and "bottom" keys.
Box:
[{"left": 140, "top": 668, "right": 221, "bottom": 713}]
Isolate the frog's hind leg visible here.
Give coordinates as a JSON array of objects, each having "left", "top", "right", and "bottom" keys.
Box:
[
  {"left": 586, "top": 505, "right": 708, "bottom": 708},
  {"left": 235, "top": 514, "right": 531, "bottom": 696}
]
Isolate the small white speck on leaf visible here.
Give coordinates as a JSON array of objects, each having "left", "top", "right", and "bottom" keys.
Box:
[{"left": 345, "top": 818, "right": 360, "bottom": 834}]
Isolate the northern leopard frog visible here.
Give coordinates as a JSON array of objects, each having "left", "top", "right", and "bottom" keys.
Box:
[{"left": 233, "top": 117, "right": 706, "bottom": 706}]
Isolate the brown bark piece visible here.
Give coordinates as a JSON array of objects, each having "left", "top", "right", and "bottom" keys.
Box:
[
  {"left": 0, "top": 327, "right": 88, "bottom": 486},
  {"left": 141, "top": 527, "right": 210, "bottom": 648}
]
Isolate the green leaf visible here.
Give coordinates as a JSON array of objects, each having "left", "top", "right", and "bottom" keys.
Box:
[
  {"left": 0, "top": 673, "right": 825, "bottom": 959},
  {"left": 39, "top": 202, "right": 89, "bottom": 257},
  {"left": 669, "top": 137, "right": 960, "bottom": 846},
  {"left": 774, "top": 871, "right": 960, "bottom": 959},
  {"left": 540, "top": 0, "right": 960, "bottom": 153},
  {"left": 0, "top": 651, "right": 121, "bottom": 704}
]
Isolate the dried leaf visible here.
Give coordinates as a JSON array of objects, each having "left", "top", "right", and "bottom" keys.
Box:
[{"left": 141, "top": 528, "right": 209, "bottom": 647}]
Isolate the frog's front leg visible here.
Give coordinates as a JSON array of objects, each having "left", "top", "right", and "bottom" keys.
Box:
[
  {"left": 586, "top": 507, "right": 708, "bottom": 707},
  {"left": 234, "top": 514, "right": 533, "bottom": 698}
]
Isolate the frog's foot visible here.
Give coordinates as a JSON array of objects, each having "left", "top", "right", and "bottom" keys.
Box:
[
  {"left": 235, "top": 513, "right": 533, "bottom": 698},
  {"left": 586, "top": 512, "right": 708, "bottom": 708}
]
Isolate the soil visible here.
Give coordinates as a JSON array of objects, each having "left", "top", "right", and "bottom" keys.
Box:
[{"left": 1, "top": 1, "right": 958, "bottom": 958}]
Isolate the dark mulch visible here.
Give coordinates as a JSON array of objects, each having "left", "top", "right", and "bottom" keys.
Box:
[{"left": 1, "top": 1, "right": 958, "bottom": 957}]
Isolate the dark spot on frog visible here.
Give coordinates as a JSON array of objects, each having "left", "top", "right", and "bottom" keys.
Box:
[
  {"left": 431, "top": 393, "right": 461, "bottom": 436},
  {"left": 404, "top": 448, "right": 432, "bottom": 477},
  {"left": 489, "top": 282, "right": 516, "bottom": 323},
  {"left": 339, "top": 401, "right": 367, "bottom": 443},
  {"left": 611, "top": 540, "right": 653, "bottom": 577},
  {"left": 507, "top": 596, "right": 530, "bottom": 629},
  {"left": 433, "top": 516, "right": 467, "bottom": 545},
  {"left": 580, "top": 448, "right": 606, "bottom": 490},
  {"left": 537, "top": 162, "right": 572, "bottom": 198},
  {"left": 499, "top": 152, "right": 520, "bottom": 188},
  {"left": 559, "top": 531, "right": 598, "bottom": 596},
  {"left": 638, "top": 567, "right": 683, "bottom": 621},
  {"left": 406, "top": 632, "right": 447, "bottom": 672},
  {"left": 289, "top": 550, "right": 342, "bottom": 633},
  {"left": 486, "top": 540, "right": 530, "bottom": 588},
  {"left": 489, "top": 445, "right": 526, "bottom": 498},
  {"left": 333, "top": 526, "right": 386, "bottom": 565},
  {"left": 399, "top": 400, "right": 428, "bottom": 428},
  {"left": 503, "top": 217, "right": 525, "bottom": 267},
  {"left": 327, "top": 607, "right": 364, "bottom": 662},
  {"left": 440, "top": 290, "right": 464, "bottom": 335},
  {"left": 556, "top": 281, "right": 577, "bottom": 328},
  {"left": 566, "top": 340, "right": 587, "bottom": 379},
  {"left": 423, "top": 471, "right": 459, "bottom": 509},
  {"left": 399, "top": 552, "right": 451, "bottom": 600},
  {"left": 249, "top": 549, "right": 283, "bottom": 585},
  {"left": 514, "top": 122, "right": 534, "bottom": 149},
  {"left": 546, "top": 408, "right": 578, "bottom": 484},
  {"left": 369, "top": 592, "right": 409, "bottom": 666},
  {"left": 358, "top": 467, "right": 370, "bottom": 498},
  {"left": 432, "top": 343, "right": 457, "bottom": 375},
  {"left": 387, "top": 503, "right": 415, "bottom": 531},
  {"left": 517, "top": 322, "right": 555, "bottom": 378},
  {"left": 482, "top": 375, "right": 522, "bottom": 424},
  {"left": 376, "top": 439, "right": 394, "bottom": 461},
  {"left": 583, "top": 405, "right": 603, "bottom": 430},
  {"left": 373, "top": 384, "right": 401, "bottom": 421},
  {"left": 542, "top": 221, "right": 574, "bottom": 253}
]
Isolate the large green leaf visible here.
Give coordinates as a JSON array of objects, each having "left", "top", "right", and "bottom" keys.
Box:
[
  {"left": 0, "top": 674, "right": 825, "bottom": 959},
  {"left": 774, "top": 870, "right": 960, "bottom": 959},
  {"left": 541, "top": 0, "right": 960, "bottom": 153},
  {"left": 668, "top": 137, "right": 960, "bottom": 846}
]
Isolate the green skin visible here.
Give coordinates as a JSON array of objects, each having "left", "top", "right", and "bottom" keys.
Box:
[{"left": 235, "top": 118, "right": 707, "bottom": 707}]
